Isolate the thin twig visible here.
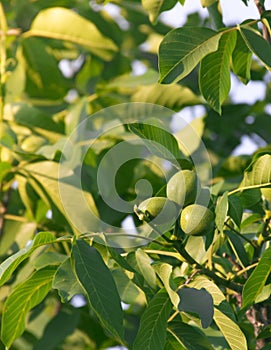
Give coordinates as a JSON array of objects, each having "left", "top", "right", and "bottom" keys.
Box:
[
  {"left": 173, "top": 240, "right": 242, "bottom": 293},
  {"left": 224, "top": 222, "right": 257, "bottom": 247},
  {"left": 167, "top": 311, "right": 179, "bottom": 323},
  {"left": 146, "top": 222, "right": 242, "bottom": 293},
  {"left": 234, "top": 262, "right": 258, "bottom": 278}
]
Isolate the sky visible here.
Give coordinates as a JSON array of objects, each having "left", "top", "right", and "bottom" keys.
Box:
[{"left": 160, "top": 0, "right": 261, "bottom": 26}]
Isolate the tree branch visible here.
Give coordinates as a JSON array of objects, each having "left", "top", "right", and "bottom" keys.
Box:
[
  {"left": 255, "top": 0, "right": 271, "bottom": 43},
  {"left": 147, "top": 223, "right": 242, "bottom": 293},
  {"left": 173, "top": 240, "right": 242, "bottom": 293}
]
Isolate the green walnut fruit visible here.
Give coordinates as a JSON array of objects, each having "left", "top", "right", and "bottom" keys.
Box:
[
  {"left": 180, "top": 204, "right": 214, "bottom": 236},
  {"left": 135, "top": 196, "right": 178, "bottom": 225},
  {"left": 167, "top": 169, "right": 198, "bottom": 207}
]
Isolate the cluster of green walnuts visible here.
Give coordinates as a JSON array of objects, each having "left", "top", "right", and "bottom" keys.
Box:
[{"left": 134, "top": 169, "right": 215, "bottom": 236}]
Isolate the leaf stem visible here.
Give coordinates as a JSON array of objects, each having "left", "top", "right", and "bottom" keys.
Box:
[
  {"left": 80, "top": 231, "right": 172, "bottom": 247},
  {"left": 228, "top": 183, "right": 271, "bottom": 196},
  {"left": 143, "top": 249, "right": 183, "bottom": 261},
  {"left": 167, "top": 310, "right": 179, "bottom": 323}
]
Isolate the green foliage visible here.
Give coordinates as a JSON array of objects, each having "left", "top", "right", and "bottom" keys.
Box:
[
  {"left": 159, "top": 27, "right": 222, "bottom": 84},
  {"left": 1, "top": 1, "right": 271, "bottom": 349},
  {"left": 72, "top": 240, "right": 124, "bottom": 341},
  {"left": 242, "top": 247, "right": 271, "bottom": 308},
  {"left": 133, "top": 288, "right": 172, "bottom": 350},
  {"left": 199, "top": 31, "right": 237, "bottom": 114},
  {"left": 1, "top": 266, "right": 58, "bottom": 348}
]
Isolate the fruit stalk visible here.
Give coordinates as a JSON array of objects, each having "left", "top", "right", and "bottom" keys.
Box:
[{"left": 148, "top": 221, "right": 242, "bottom": 293}]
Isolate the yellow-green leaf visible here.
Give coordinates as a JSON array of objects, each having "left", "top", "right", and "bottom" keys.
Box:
[
  {"left": 142, "top": 0, "right": 177, "bottom": 24},
  {"left": 72, "top": 240, "right": 124, "bottom": 341},
  {"left": 0, "top": 231, "right": 55, "bottom": 286},
  {"left": 239, "top": 154, "right": 271, "bottom": 189},
  {"left": 232, "top": 31, "right": 252, "bottom": 84},
  {"left": 1, "top": 266, "right": 57, "bottom": 349},
  {"left": 213, "top": 308, "right": 248, "bottom": 350},
  {"left": 242, "top": 246, "right": 271, "bottom": 308},
  {"left": 159, "top": 27, "right": 223, "bottom": 84},
  {"left": 199, "top": 30, "right": 237, "bottom": 114},
  {"left": 24, "top": 7, "right": 117, "bottom": 61},
  {"left": 134, "top": 288, "right": 172, "bottom": 350}
]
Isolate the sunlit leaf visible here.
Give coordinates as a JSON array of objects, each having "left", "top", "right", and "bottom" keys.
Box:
[
  {"left": 12, "top": 102, "right": 64, "bottom": 142},
  {"left": 1, "top": 266, "right": 57, "bottom": 349},
  {"left": 188, "top": 275, "right": 237, "bottom": 320},
  {"left": 135, "top": 249, "right": 157, "bottom": 290},
  {"left": 24, "top": 7, "right": 117, "bottom": 60},
  {"left": 188, "top": 276, "right": 225, "bottom": 304},
  {"left": 23, "top": 161, "right": 100, "bottom": 233},
  {"left": 128, "top": 122, "right": 181, "bottom": 163},
  {"left": 33, "top": 251, "right": 67, "bottom": 269},
  {"left": 134, "top": 288, "right": 172, "bottom": 350},
  {"left": 0, "top": 231, "right": 55, "bottom": 286},
  {"left": 255, "top": 283, "right": 271, "bottom": 304},
  {"left": 232, "top": 30, "right": 252, "bottom": 84},
  {"left": 242, "top": 246, "right": 271, "bottom": 308},
  {"left": 0, "top": 219, "right": 37, "bottom": 256},
  {"left": 53, "top": 258, "right": 84, "bottom": 303},
  {"left": 72, "top": 240, "right": 124, "bottom": 341},
  {"left": 112, "top": 268, "right": 144, "bottom": 305},
  {"left": 199, "top": 30, "right": 237, "bottom": 114},
  {"left": 213, "top": 308, "right": 248, "bottom": 350},
  {"left": 0, "top": 161, "right": 12, "bottom": 182},
  {"left": 261, "top": 10, "right": 271, "bottom": 38},
  {"left": 132, "top": 83, "right": 201, "bottom": 110},
  {"left": 174, "top": 116, "right": 205, "bottom": 156},
  {"left": 167, "top": 321, "right": 214, "bottom": 350},
  {"left": 239, "top": 26, "right": 271, "bottom": 70},
  {"left": 239, "top": 154, "right": 271, "bottom": 189},
  {"left": 5, "top": 47, "right": 26, "bottom": 102},
  {"left": 215, "top": 191, "right": 228, "bottom": 232},
  {"left": 154, "top": 263, "right": 179, "bottom": 308},
  {"left": 159, "top": 27, "right": 222, "bottom": 83},
  {"left": 106, "top": 70, "right": 159, "bottom": 91}
]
